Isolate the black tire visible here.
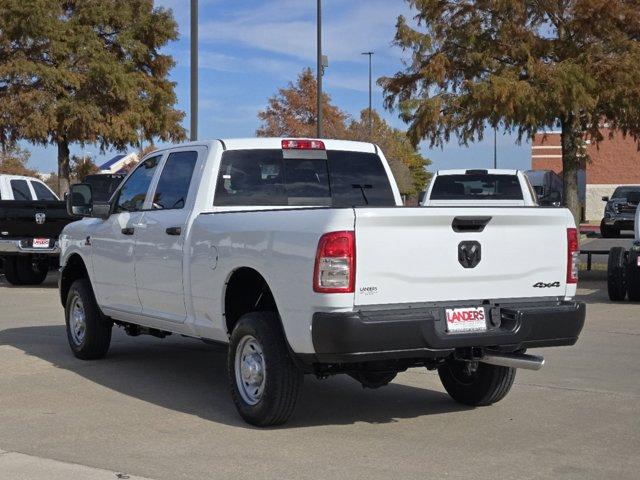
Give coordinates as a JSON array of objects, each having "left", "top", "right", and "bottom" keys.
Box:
[
  {"left": 65, "top": 278, "right": 112, "bottom": 360},
  {"left": 438, "top": 358, "right": 516, "bottom": 406},
  {"left": 228, "top": 312, "right": 302, "bottom": 427},
  {"left": 2, "top": 257, "right": 23, "bottom": 285},
  {"left": 627, "top": 249, "right": 640, "bottom": 301},
  {"left": 600, "top": 220, "right": 619, "bottom": 238},
  {"left": 15, "top": 256, "right": 48, "bottom": 285},
  {"left": 607, "top": 247, "right": 628, "bottom": 301}
]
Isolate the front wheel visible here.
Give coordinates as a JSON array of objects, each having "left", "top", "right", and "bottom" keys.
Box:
[
  {"left": 438, "top": 358, "right": 516, "bottom": 406},
  {"left": 228, "top": 312, "right": 302, "bottom": 427},
  {"left": 600, "top": 221, "right": 619, "bottom": 238},
  {"left": 65, "top": 278, "right": 112, "bottom": 359}
]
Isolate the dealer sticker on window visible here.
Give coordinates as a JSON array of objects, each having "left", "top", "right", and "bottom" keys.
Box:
[{"left": 445, "top": 307, "right": 487, "bottom": 333}]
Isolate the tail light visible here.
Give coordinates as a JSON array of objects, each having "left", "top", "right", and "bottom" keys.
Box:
[
  {"left": 282, "top": 139, "right": 325, "bottom": 150},
  {"left": 313, "top": 231, "right": 355, "bottom": 293},
  {"left": 567, "top": 227, "right": 579, "bottom": 284}
]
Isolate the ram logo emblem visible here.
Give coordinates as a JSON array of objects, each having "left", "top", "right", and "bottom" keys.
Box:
[
  {"left": 35, "top": 212, "right": 46, "bottom": 225},
  {"left": 458, "top": 241, "right": 481, "bottom": 268}
]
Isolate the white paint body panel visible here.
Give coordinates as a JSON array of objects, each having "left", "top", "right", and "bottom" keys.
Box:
[
  {"left": 0, "top": 174, "right": 59, "bottom": 201},
  {"left": 60, "top": 139, "right": 578, "bottom": 356}
]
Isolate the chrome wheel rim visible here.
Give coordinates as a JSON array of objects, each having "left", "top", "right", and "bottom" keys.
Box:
[
  {"left": 69, "top": 296, "right": 86, "bottom": 346},
  {"left": 235, "top": 335, "right": 266, "bottom": 405}
]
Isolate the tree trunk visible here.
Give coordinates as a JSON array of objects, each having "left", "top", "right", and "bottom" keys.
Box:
[
  {"left": 57, "top": 138, "right": 70, "bottom": 196},
  {"left": 560, "top": 116, "right": 583, "bottom": 226}
]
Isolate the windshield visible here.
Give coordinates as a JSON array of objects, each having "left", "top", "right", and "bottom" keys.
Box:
[
  {"left": 430, "top": 174, "right": 523, "bottom": 200},
  {"left": 611, "top": 186, "right": 640, "bottom": 199},
  {"left": 214, "top": 149, "right": 396, "bottom": 207}
]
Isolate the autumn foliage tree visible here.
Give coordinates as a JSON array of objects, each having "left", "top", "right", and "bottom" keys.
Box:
[
  {"left": 257, "top": 69, "right": 431, "bottom": 197},
  {"left": 257, "top": 68, "right": 348, "bottom": 139},
  {"left": 0, "top": 0, "right": 186, "bottom": 194},
  {"left": 0, "top": 145, "right": 37, "bottom": 177},
  {"left": 380, "top": 0, "right": 640, "bottom": 222}
]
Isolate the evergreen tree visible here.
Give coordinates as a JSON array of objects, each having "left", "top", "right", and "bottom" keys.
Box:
[
  {"left": 380, "top": 0, "right": 640, "bottom": 221},
  {"left": 0, "top": 0, "right": 186, "bottom": 194}
]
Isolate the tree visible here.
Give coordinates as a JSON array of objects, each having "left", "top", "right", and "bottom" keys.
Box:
[
  {"left": 257, "top": 68, "right": 348, "bottom": 139},
  {"left": 70, "top": 155, "right": 100, "bottom": 182},
  {"left": 258, "top": 69, "right": 432, "bottom": 198},
  {"left": 0, "top": 145, "right": 37, "bottom": 177},
  {"left": 347, "top": 110, "right": 431, "bottom": 196},
  {"left": 380, "top": 0, "right": 640, "bottom": 222},
  {"left": 0, "top": 0, "right": 186, "bottom": 194}
]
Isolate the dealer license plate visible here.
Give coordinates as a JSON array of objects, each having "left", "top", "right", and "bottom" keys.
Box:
[
  {"left": 445, "top": 307, "right": 487, "bottom": 333},
  {"left": 32, "top": 238, "right": 50, "bottom": 249}
]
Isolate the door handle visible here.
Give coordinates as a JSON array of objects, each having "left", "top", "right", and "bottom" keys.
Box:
[
  {"left": 165, "top": 226, "right": 182, "bottom": 236},
  {"left": 121, "top": 227, "right": 135, "bottom": 235}
]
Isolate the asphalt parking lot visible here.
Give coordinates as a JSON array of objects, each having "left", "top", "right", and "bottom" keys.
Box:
[{"left": 1, "top": 270, "right": 639, "bottom": 480}]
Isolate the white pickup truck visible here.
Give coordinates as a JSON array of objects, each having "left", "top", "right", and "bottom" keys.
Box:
[
  {"left": 60, "top": 138, "right": 585, "bottom": 426},
  {"left": 420, "top": 169, "right": 540, "bottom": 206}
]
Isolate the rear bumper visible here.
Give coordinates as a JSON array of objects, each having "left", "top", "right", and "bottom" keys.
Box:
[
  {"left": 0, "top": 238, "right": 60, "bottom": 255},
  {"left": 307, "top": 299, "right": 585, "bottom": 364},
  {"left": 602, "top": 216, "right": 635, "bottom": 229}
]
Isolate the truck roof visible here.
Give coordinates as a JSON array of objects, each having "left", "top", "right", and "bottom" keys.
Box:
[
  {"left": 435, "top": 168, "right": 519, "bottom": 175},
  {"left": 149, "top": 138, "right": 378, "bottom": 154}
]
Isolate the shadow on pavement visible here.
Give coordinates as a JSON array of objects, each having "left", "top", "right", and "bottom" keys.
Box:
[
  {"left": 0, "top": 325, "right": 468, "bottom": 429},
  {"left": 0, "top": 271, "right": 59, "bottom": 289}
]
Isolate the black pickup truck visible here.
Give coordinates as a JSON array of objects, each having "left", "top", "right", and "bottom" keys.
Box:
[{"left": 0, "top": 173, "right": 125, "bottom": 285}]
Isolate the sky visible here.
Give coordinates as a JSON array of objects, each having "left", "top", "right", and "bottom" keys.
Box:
[{"left": 22, "top": 0, "right": 531, "bottom": 175}]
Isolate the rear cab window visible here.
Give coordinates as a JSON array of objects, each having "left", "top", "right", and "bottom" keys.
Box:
[
  {"left": 430, "top": 173, "right": 523, "bottom": 200},
  {"left": 10, "top": 179, "right": 33, "bottom": 200},
  {"left": 214, "top": 149, "right": 395, "bottom": 207},
  {"left": 30, "top": 181, "right": 58, "bottom": 200}
]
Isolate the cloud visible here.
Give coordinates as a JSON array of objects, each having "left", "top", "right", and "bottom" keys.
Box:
[{"left": 198, "top": 0, "right": 409, "bottom": 63}]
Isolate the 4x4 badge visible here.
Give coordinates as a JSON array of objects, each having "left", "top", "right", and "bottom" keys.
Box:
[{"left": 533, "top": 281, "right": 561, "bottom": 288}]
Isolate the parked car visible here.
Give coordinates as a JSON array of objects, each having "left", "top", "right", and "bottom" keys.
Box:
[
  {"left": 0, "top": 174, "right": 73, "bottom": 284},
  {"left": 61, "top": 138, "right": 585, "bottom": 426},
  {"left": 524, "top": 169, "right": 563, "bottom": 206},
  {"left": 419, "top": 169, "right": 538, "bottom": 206},
  {"left": 600, "top": 186, "right": 640, "bottom": 238},
  {"left": 0, "top": 173, "right": 125, "bottom": 285},
  {"left": 607, "top": 205, "right": 640, "bottom": 301},
  {"left": 81, "top": 173, "right": 126, "bottom": 202}
]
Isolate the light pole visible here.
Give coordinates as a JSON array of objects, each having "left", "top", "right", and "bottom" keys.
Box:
[
  {"left": 361, "top": 51, "right": 374, "bottom": 138},
  {"left": 190, "top": 0, "right": 198, "bottom": 141},
  {"left": 493, "top": 125, "right": 497, "bottom": 169},
  {"left": 316, "top": 0, "right": 323, "bottom": 138}
]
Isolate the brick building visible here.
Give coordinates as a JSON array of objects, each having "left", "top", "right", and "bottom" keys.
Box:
[{"left": 531, "top": 128, "right": 640, "bottom": 221}]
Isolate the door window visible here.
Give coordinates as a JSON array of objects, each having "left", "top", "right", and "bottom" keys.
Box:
[
  {"left": 31, "top": 181, "right": 58, "bottom": 200},
  {"left": 151, "top": 151, "right": 198, "bottom": 210},
  {"left": 10, "top": 179, "right": 32, "bottom": 200},
  {"left": 115, "top": 155, "right": 161, "bottom": 212}
]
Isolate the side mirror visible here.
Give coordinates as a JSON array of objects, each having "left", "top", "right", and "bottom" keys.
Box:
[
  {"left": 602, "top": 196, "right": 610, "bottom": 202},
  {"left": 418, "top": 190, "right": 427, "bottom": 205},
  {"left": 66, "top": 184, "right": 112, "bottom": 219},
  {"left": 66, "top": 184, "right": 93, "bottom": 216}
]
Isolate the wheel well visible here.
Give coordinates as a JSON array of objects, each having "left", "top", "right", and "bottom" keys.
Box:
[
  {"left": 224, "top": 268, "right": 278, "bottom": 336},
  {"left": 59, "top": 254, "right": 89, "bottom": 306}
]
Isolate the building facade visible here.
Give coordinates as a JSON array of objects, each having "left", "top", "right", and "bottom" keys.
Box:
[{"left": 531, "top": 129, "right": 640, "bottom": 221}]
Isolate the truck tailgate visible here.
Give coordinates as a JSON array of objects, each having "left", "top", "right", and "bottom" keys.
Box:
[
  {"left": 353, "top": 207, "right": 573, "bottom": 306},
  {"left": 0, "top": 200, "right": 73, "bottom": 238}
]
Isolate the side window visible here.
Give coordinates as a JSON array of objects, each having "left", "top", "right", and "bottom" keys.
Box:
[
  {"left": 10, "top": 179, "right": 32, "bottom": 200},
  {"left": 31, "top": 181, "right": 58, "bottom": 200},
  {"left": 115, "top": 155, "right": 161, "bottom": 212},
  {"left": 151, "top": 151, "right": 198, "bottom": 210}
]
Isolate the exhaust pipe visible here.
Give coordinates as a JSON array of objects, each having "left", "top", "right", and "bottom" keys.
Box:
[{"left": 479, "top": 352, "right": 545, "bottom": 371}]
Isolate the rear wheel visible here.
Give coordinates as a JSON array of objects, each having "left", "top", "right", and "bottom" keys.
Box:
[
  {"left": 2, "top": 257, "right": 22, "bottom": 285},
  {"left": 65, "top": 278, "right": 112, "bottom": 359},
  {"left": 228, "top": 312, "right": 302, "bottom": 427},
  {"left": 438, "top": 358, "right": 516, "bottom": 406},
  {"left": 626, "top": 249, "right": 640, "bottom": 301},
  {"left": 15, "top": 256, "right": 48, "bottom": 285},
  {"left": 608, "top": 247, "right": 628, "bottom": 301}
]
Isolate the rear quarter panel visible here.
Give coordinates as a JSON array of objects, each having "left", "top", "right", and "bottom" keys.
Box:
[{"left": 188, "top": 208, "right": 356, "bottom": 353}]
